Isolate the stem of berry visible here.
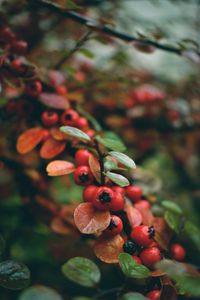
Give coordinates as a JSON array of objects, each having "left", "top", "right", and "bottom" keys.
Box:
[{"left": 94, "top": 140, "right": 106, "bottom": 186}]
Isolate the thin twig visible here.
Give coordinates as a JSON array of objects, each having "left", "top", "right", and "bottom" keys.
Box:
[
  {"left": 94, "top": 140, "right": 105, "bottom": 186},
  {"left": 28, "top": 0, "right": 200, "bottom": 58}
]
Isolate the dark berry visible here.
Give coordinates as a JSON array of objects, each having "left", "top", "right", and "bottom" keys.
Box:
[{"left": 123, "top": 240, "right": 138, "bottom": 255}]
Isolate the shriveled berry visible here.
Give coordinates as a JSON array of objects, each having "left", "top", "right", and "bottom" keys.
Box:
[
  {"left": 93, "top": 186, "right": 114, "bottom": 210},
  {"left": 74, "top": 166, "right": 93, "bottom": 186},
  {"left": 170, "top": 243, "right": 186, "bottom": 261},
  {"left": 75, "top": 149, "right": 91, "bottom": 166},
  {"left": 60, "top": 109, "right": 79, "bottom": 126},
  {"left": 123, "top": 240, "right": 137, "bottom": 255},
  {"left": 83, "top": 185, "right": 98, "bottom": 202},
  {"left": 145, "top": 290, "right": 161, "bottom": 300},
  {"left": 140, "top": 247, "right": 161, "bottom": 269},
  {"left": 126, "top": 185, "right": 143, "bottom": 202},
  {"left": 131, "top": 225, "right": 155, "bottom": 247},
  {"left": 41, "top": 111, "right": 59, "bottom": 127},
  {"left": 105, "top": 215, "right": 123, "bottom": 235}
]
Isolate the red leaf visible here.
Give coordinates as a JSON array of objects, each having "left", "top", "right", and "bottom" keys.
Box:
[
  {"left": 88, "top": 154, "right": 101, "bottom": 183},
  {"left": 134, "top": 201, "right": 155, "bottom": 225},
  {"left": 125, "top": 204, "right": 143, "bottom": 227},
  {"left": 94, "top": 234, "right": 124, "bottom": 263},
  {"left": 40, "top": 138, "right": 66, "bottom": 159},
  {"left": 74, "top": 202, "right": 111, "bottom": 234},
  {"left": 50, "top": 127, "right": 68, "bottom": 141},
  {"left": 16, "top": 127, "right": 46, "bottom": 154},
  {"left": 46, "top": 160, "right": 75, "bottom": 176},
  {"left": 39, "top": 93, "right": 69, "bottom": 109}
]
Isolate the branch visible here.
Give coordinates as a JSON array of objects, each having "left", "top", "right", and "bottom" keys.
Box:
[{"left": 27, "top": 0, "right": 200, "bottom": 58}]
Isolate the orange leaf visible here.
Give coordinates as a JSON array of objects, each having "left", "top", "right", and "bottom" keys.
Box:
[
  {"left": 94, "top": 234, "right": 124, "bottom": 263},
  {"left": 74, "top": 202, "right": 111, "bottom": 234},
  {"left": 134, "top": 201, "right": 155, "bottom": 226},
  {"left": 51, "top": 217, "right": 70, "bottom": 235},
  {"left": 125, "top": 204, "right": 143, "bottom": 227},
  {"left": 40, "top": 138, "right": 66, "bottom": 159},
  {"left": 16, "top": 127, "right": 46, "bottom": 154},
  {"left": 89, "top": 154, "right": 101, "bottom": 183},
  {"left": 46, "top": 160, "right": 75, "bottom": 176},
  {"left": 50, "top": 127, "right": 68, "bottom": 141},
  {"left": 154, "top": 217, "right": 173, "bottom": 250}
]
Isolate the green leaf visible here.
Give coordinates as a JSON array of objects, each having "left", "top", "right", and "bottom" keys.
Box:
[
  {"left": 0, "top": 260, "right": 30, "bottom": 290},
  {"left": 119, "top": 292, "right": 148, "bottom": 300},
  {"left": 96, "top": 132, "right": 126, "bottom": 152},
  {"left": 164, "top": 211, "right": 181, "bottom": 233},
  {"left": 161, "top": 201, "right": 182, "bottom": 215},
  {"left": 104, "top": 156, "right": 118, "bottom": 171},
  {"left": 109, "top": 151, "right": 136, "bottom": 169},
  {"left": 19, "top": 285, "right": 63, "bottom": 300},
  {"left": 60, "top": 126, "right": 91, "bottom": 142},
  {"left": 156, "top": 259, "right": 186, "bottom": 279},
  {"left": 66, "top": 0, "right": 81, "bottom": 9},
  {"left": 0, "top": 235, "right": 5, "bottom": 255},
  {"left": 118, "top": 253, "right": 150, "bottom": 279},
  {"left": 184, "top": 221, "right": 200, "bottom": 251},
  {"left": 106, "top": 171, "right": 130, "bottom": 187},
  {"left": 79, "top": 48, "right": 94, "bottom": 59},
  {"left": 62, "top": 257, "right": 101, "bottom": 288}
]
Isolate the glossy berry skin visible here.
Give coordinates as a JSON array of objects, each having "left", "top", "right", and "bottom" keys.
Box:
[
  {"left": 11, "top": 40, "right": 27, "bottom": 54},
  {"left": 26, "top": 80, "right": 42, "bottom": 97},
  {"left": 41, "top": 111, "right": 59, "bottom": 127},
  {"left": 75, "top": 149, "right": 91, "bottom": 166},
  {"left": 77, "top": 117, "right": 89, "bottom": 129},
  {"left": 170, "top": 243, "right": 186, "bottom": 261},
  {"left": 140, "top": 247, "right": 161, "bottom": 269},
  {"left": 134, "top": 200, "right": 150, "bottom": 210},
  {"left": 109, "top": 192, "right": 124, "bottom": 212},
  {"left": 74, "top": 166, "right": 93, "bottom": 186},
  {"left": 126, "top": 185, "right": 143, "bottom": 202},
  {"left": 85, "top": 129, "right": 95, "bottom": 138},
  {"left": 56, "top": 85, "right": 68, "bottom": 95},
  {"left": 92, "top": 186, "right": 114, "bottom": 210},
  {"left": 83, "top": 185, "right": 98, "bottom": 202},
  {"left": 145, "top": 290, "right": 161, "bottom": 300},
  {"left": 112, "top": 186, "right": 125, "bottom": 196},
  {"left": 131, "top": 225, "right": 155, "bottom": 247},
  {"left": 123, "top": 240, "right": 137, "bottom": 255},
  {"left": 105, "top": 215, "right": 123, "bottom": 236},
  {"left": 133, "top": 255, "right": 142, "bottom": 265},
  {"left": 60, "top": 109, "right": 79, "bottom": 126}
]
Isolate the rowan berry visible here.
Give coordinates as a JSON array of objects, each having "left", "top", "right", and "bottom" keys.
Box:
[
  {"left": 26, "top": 80, "right": 42, "bottom": 97},
  {"left": 109, "top": 192, "right": 124, "bottom": 212},
  {"left": 11, "top": 40, "right": 27, "bottom": 54},
  {"left": 105, "top": 215, "right": 123, "bottom": 235},
  {"left": 75, "top": 149, "right": 91, "bottom": 166},
  {"left": 74, "top": 166, "right": 93, "bottom": 186},
  {"left": 131, "top": 225, "right": 155, "bottom": 247},
  {"left": 83, "top": 185, "right": 97, "bottom": 202},
  {"left": 112, "top": 186, "right": 125, "bottom": 196},
  {"left": 140, "top": 247, "right": 161, "bottom": 269},
  {"left": 92, "top": 186, "right": 114, "bottom": 210},
  {"left": 126, "top": 185, "right": 143, "bottom": 202},
  {"left": 60, "top": 109, "right": 79, "bottom": 126},
  {"left": 77, "top": 117, "right": 89, "bottom": 129},
  {"left": 170, "top": 243, "right": 186, "bottom": 261},
  {"left": 145, "top": 290, "right": 161, "bottom": 300},
  {"left": 133, "top": 255, "right": 142, "bottom": 265},
  {"left": 41, "top": 111, "right": 59, "bottom": 127}
]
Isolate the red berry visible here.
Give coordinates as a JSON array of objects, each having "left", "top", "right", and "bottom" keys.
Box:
[
  {"left": 85, "top": 129, "right": 95, "bottom": 138},
  {"left": 41, "top": 111, "right": 59, "bottom": 127},
  {"left": 130, "top": 225, "right": 155, "bottom": 247},
  {"left": 56, "top": 85, "right": 68, "bottom": 95},
  {"left": 75, "top": 149, "right": 91, "bottom": 166},
  {"left": 74, "top": 166, "right": 93, "bottom": 186},
  {"left": 145, "top": 290, "right": 161, "bottom": 300},
  {"left": 112, "top": 186, "right": 125, "bottom": 196},
  {"left": 170, "top": 243, "right": 186, "bottom": 261},
  {"left": 105, "top": 215, "right": 123, "bottom": 235},
  {"left": 60, "top": 109, "right": 79, "bottom": 126},
  {"left": 126, "top": 185, "right": 143, "bottom": 202},
  {"left": 77, "top": 117, "right": 89, "bottom": 129},
  {"left": 83, "top": 185, "right": 97, "bottom": 202},
  {"left": 92, "top": 186, "right": 114, "bottom": 210},
  {"left": 132, "top": 255, "right": 142, "bottom": 265},
  {"left": 140, "top": 247, "right": 161, "bottom": 269},
  {"left": 11, "top": 40, "right": 27, "bottom": 54},
  {"left": 0, "top": 26, "right": 15, "bottom": 42},
  {"left": 134, "top": 200, "right": 150, "bottom": 210},
  {"left": 26, "top": 80, "right": 42, "bottom": 97},
  {"left": 109, "top": 192, "right": 124, "bottom": 212}
]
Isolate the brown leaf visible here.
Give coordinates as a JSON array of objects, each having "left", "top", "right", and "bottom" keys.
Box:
[
  {"left": 50, "top": 127, "right": 69, "bottom": 141},
  {"left": 160, "top": 277, "right": 177, "bottom": 300},
  {"left": 94, "top": 234, "right": 124, "bottom": 263},
  {"left": 39, "top": 93, "right": 69, "bottom": 109},
  {"left": 74, "top": 202, "right": 111, "bottom": 234},
  {"left": 134, "top": 201, "right": 155, "bottom": 225},
  {"left": 46, "top": 160, "right": 75, "bottom": 176},
  {"left": 16, "top": 127, "right": 46, "bottom": 154},
  {"left": 89, "top": 154, "right": 101, "bottom": 183},
  {"left": 154, "top": 217, "right": 173, "bottom": 250},
  {"left": 125, "top": 204, "right": 143, "bottom": 227},
  {"left": 40, "top": 138, "right": 66, "bottom": 159},
  {"left": 51, "top": 217, "right": 70, "bottom": 235}
]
